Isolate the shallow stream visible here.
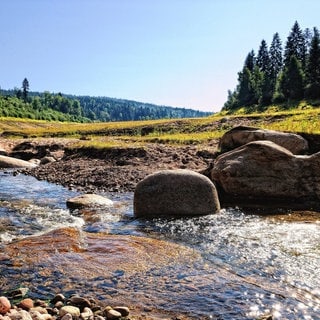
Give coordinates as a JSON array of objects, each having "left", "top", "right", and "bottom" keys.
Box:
[{"left": 0, "top": 171, "right": 319, "bottom": 319}]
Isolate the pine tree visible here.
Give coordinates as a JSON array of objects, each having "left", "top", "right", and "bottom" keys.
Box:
[
  {"left": 284, "top": 21, "right": 307, "bottom": 69},
  {"left": 305, "top": 27, "right": 320, "bottom": 99}
]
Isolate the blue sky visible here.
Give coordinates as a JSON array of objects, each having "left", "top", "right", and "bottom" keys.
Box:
[{"left": 1, "top": 0, "right": 320, "bottom": 112}]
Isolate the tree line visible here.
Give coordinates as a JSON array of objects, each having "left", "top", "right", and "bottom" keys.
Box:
[
  {"left": 0, "top": 80, "right": 212, "bottom": 122},
  {"left": 223, "top": 21, "right": 320, "bottom": 112}
]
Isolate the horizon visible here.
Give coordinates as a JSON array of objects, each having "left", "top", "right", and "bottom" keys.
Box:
[{"left": 1, "top": 0, "right": 320, "bottom": 112}]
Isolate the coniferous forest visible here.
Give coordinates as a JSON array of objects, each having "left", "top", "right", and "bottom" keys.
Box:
[
  {"left": 223, "top": 21, "right": 320, "bottom": 112},
  {"left": 0, "top": 84, "right": 212, "bottom": 122}
]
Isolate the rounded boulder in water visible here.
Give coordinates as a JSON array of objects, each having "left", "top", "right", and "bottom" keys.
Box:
[
  {"left": 134, "top": 169, "right": 220, "bottom": 218},
  {"left": 66, "top": 194, "right": 113, "bottom": 209}
]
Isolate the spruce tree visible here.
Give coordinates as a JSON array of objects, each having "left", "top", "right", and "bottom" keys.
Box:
[
  {"left": 22, "top": 78, "right": 29, "bottom": 103},
  {"left": 256, "top": 40, "right": 270, "bottom": 73},
  {"left": 305, "top": 27, "right": 320, "bottom": 99},
  {"left": 269, "top": 33, "right": 283, "bottom": 80},
  {"left": 280, "top": 55, "right": 305, "bottom": 101},
  {"left": 284, "top": 21, "right": 307, "bottom": 69},
  {"left": 244, "top": 50, "right": 255, "bottom": 72}
]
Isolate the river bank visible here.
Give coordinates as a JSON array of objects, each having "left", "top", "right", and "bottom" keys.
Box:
[{"left": 0, "top": 137, "right": 218, "bottom": 193}]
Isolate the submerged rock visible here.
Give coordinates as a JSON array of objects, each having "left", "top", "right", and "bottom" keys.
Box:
[
  {"left": 66, "top": 194, "right": 113, "bottom": 209},
  {"left": 134, "top": 169, "right": 220, "bottom": 217},
  {"left": 219, "top": 126, "right": 309, "bottom": 154}
]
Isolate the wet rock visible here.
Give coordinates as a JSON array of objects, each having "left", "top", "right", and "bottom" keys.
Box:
[
  {"left": 66, "top": 194, "right": 113, "bottom": 209},
  {"left": 0, "top": 155, "right": 38, "bottom": 168},
  {"left": 0, "top": 296, "right": 11, "bottom": 315},
  {"left": 219, "top": 126, "right": 309, "bottom": 154},
  {"left": 211, "top": 140, "right": 320, "bottom": 210},
  {"left": 134, "top": 169, "right": 220, "bottom": 217}
]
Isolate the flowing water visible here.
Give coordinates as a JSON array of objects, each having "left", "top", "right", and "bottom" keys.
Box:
[{"left": 0, "top": 171, "right": 320, "bottom": 319}]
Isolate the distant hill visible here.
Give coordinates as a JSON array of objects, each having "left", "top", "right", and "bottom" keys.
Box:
[{"left": 0, "top": 88, "right": 212, "bottom": 122}]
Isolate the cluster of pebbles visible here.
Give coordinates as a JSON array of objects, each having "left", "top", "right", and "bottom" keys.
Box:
[{"left": 0, "top": 290, "right": 130, "bottom": 320}]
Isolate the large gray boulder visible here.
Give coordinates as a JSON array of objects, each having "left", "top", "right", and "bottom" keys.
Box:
[
  {"left": 134, "top": 169, "right": 220, "bottom": 217},
  {"left": 0, "top": 155, "right": 38, "bottom": 168},
  {"left": 219, "top": 126, "right": 309, "bottom": 154},
  {"left": 211, "top": 140, "right": 320, "bottom": 209}
]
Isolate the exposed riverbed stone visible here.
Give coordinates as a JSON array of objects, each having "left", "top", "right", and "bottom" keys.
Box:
[
  {"left": 59, "top": 306, "right": 80, "bottom": 318},
  {"left": 134, "top": 169, "right": 220, "bottom": 217},
  {"left": 0, "top": 155, "right": 37, "bottom": 168},
  {"left": 211, "top": 140, "right": 320, "bottom": 210},
  {"left": 0, "top": 297, "right": 11, "bottom": 315},
  {"left": 66, "top": 194, "right": 113, "bottom": 209},
  {"left": 219, "top": 126, "right": 309, "bottom": 154}
]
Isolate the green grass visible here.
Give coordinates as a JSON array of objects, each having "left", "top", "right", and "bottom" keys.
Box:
[{"left": 1, "top": 105, "right": 320, "bottom": 150}]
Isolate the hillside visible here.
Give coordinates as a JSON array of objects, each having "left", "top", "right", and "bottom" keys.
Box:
[{"left": 0, "top": 88, "right": 212, "bottom": 122}]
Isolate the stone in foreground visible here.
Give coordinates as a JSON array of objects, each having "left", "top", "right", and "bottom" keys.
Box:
[
  {"left": 66, "top": 194, "right": 113, "bottom": 209},
  {"left": 134, "top": 169, "right": 220, "bottom": 217},
  {"left": 211, "top": 140, "right": 320, "bottom": 210}
]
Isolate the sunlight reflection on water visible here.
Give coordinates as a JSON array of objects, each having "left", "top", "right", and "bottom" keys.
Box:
[{"left": 1, "top": 172, "right": 320, "bottom": 319}]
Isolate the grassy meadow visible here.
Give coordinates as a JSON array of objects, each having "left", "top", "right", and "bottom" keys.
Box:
[{"left": 1, "top": 104, "right": 320, "bottom": 149}]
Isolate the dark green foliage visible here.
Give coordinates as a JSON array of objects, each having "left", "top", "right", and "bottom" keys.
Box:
[
  {"left": 256, "top": 40, "right": 270, "bottom": 74},
  {"left": 284, "top": 21, "right": 307, "bottom": 68},
  {"left": 305, "top": 27, "right": 320, "bottom": 99},
  {"left": 223, "top": 21, "right": 320, "bottom": 112},
  {"left": 22, "top": 78, "right": 29, "bottom": 103},
  {"left": 280, "top": 56, "right": 305, "bottom": 101},
  {"left": 244, "top": 50, "right": 256, "bottom": 72}
]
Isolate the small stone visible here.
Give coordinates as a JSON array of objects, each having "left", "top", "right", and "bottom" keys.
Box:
[
  {"left": 13, "top": 310, "right": 32, "bottom": 320},
  {"left": 105, "top": 309, "right": 122, "bottom": 320},
  {"left": 113, "top": 306, "right": 129, "bottom": 317},
  {"left": 34, "top": 300, "right": 47, "bottom": 308},
  {"left": 80, "top": 307, "right": 93, "bottom": 320},
  {"left": 29, "top": 310, "right": 43, "bottom": 320},
  {"left": 59, "top": 306, "right": 80, "bottom": 318},
  {"left": 18, "top": 298, "right": 34, "bottom": 310},
  {"left": 60, "top": 313, "right": 73, "bottom": 320},
  {"left": 54, "top": 301, "right": 64, "bottom": 309},
  {"left": 30, "top": 307, "right": 48, "bottom": 314},
  {"left": 68, "top": 296, "right": 91, "bottom": 309},
  {"left": 0, "top": 297, "right": 11, "bottom": 315},
  {"left": 51, "top": 294, "right": 65, "bottom": 305}
]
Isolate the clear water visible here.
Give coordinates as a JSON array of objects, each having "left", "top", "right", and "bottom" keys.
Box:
[{"left": 0, "top": 171, "right": 320, "bottom": 319}]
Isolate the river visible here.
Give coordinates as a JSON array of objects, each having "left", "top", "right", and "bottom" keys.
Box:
[{"left": 0, "top": 171, "right": 319, "bottom": 319}]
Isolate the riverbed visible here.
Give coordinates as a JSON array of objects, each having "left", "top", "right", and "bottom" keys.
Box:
[{"left": 0, "top": 171, "right": 319, "bottom": 319}]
